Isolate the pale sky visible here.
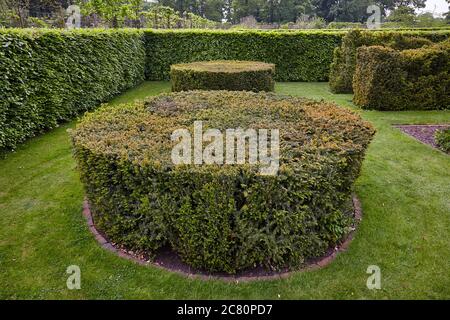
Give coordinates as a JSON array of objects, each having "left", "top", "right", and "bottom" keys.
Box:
[{"left": 420, "top": 0, "right": 449, "bottom": 16}]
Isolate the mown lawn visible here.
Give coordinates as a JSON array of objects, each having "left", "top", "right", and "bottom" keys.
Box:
[{"left": 0, "top": 82, "right": 449, "bottom": 299}]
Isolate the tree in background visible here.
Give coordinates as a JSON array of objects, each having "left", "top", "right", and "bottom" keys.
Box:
[
  {"left": 78, "top": 0, "right": 144, "bottom": 27},
  {"left": 446, "top": 0, "right": 450, "bottom": 22},
  {"left": 385, "top": 3, "right": 448, "bottom": 27},
  {"left": 330, "top": 0, "right": 375, "bottom": 22},
  {"left": 1, "top": 0, "right": 447, "bottom": 27},
  {"left": 0, "top": 0, "right": 70, "bottom": 27},
  {"left": 312, "top": 0, "right": 426, "bottom": 23},
  {"left": 386, "top": 5, "right": 416, "bottom": 24},
  {"left": 1, "top": 0, "right": 30, "bottom": 27}
]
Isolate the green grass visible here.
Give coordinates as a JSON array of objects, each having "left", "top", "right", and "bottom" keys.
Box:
[{"left": 0, "top": 82, "right": 449, "bottom": 299}]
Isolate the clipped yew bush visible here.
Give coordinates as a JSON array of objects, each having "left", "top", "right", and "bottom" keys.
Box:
[
  {"left": 353, "top": 40, "right": 450, "bottom": 110},
  {"left": 170, "top": 60, "right": 275, "bottom": 92},
  {"left": 329, "top": 29, "right": 449, "bottom": 93},
  {"left": 73, "top": 90, "right": 375, "bottom": 274}
]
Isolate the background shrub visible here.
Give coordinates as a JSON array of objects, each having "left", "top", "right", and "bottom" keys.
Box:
[
  {"left": 145, "top": 29, "right": 344, "bottom": 82},
  {"left": 329, "top": 29, "right": 450, "bottom": 93},
  {"left": 326, "top": 22, "right": 365, "bottom": 29},
  {"left": 0, "top": 29, "right": 146, "bottom": 151},
  {"left": 435, "top": 128, "right": 450, "bottom": 153},
  {"left": 170, "top": 60, "right": 275, "bottom": 92},
  {"left": 353, "top": 40, "right": 450, "bottom": 110},
  {"left": 71, "top": 90, "right": 375, "bottom": 273}
]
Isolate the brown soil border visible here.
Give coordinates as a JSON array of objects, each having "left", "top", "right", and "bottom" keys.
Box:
[{"left": 82, "top": 196, "right": 362, "bottom": 282}]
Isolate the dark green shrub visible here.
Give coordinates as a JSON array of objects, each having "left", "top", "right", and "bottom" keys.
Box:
[
  {"left": 145, "top": 29, "right": 344, "bottom": 82},
  {"left": 353, "top": 40, "right": 450, "bottom": 110},
  {"left": 170, "top": 60, "right": 275, "bottom": 92},
  {"left": 435, "top": 128, "right": 450, "bottom": 153},
  {"left": 327, "top": 22, "right": 365, "bottom": 29},
  {"left": 71, "top": 90, "right": 375, "bottom": 273},
  {"left": 0, "top": 29, "right": 146, "bottom": 151},
  {"left": 329, "top": 29, "right": 449, "bottom": 93}
]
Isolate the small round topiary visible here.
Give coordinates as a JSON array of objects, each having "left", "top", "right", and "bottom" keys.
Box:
[
  {"left": 170, "top": 60, "right": 275, "bottom": 92},
  {"left": 71, "top": 91, "right": 375, "bottom": 274}
]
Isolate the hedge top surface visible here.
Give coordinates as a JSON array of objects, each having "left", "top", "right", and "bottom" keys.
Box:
[
  {"left": 171, "top": 60, "right": 275, "bottom": 73},
  {"left": 72, "top": 91, "right": 375, "bottom": 172}
]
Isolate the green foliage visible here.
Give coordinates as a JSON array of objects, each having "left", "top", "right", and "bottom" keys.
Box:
[
  {"left": 1, "top": 28, "right": 343, "bottom": 150},
  {"left": 142, "top": 5, "right": 219, "bottom": 29},
  {"left": 384, "top": 7, "right": 449, "bottom": 29},
  {"left": 170, "top": 60, "right": 275, "bottom": 92},
  {"left": 327, "top": 22, "right": 364, "bottom": 29},
  {"left": 71, "top": 90, "right": 375, "bottom": 273},
  {"left": 353, "top": 40, "right": 450, "bottom": 110},
  {"left": 145, "top": 29, "right": 344, "bottom": 81},
  {"left": 329, "top": 29, "right": 450, "bottom": 93},
  {"left": 79, "top": 0, "right": 144, "bottom": 28},
  {"left": 0, "top": 28, "right": 146, "bottom": 151},
  {"left": 435, "top": 128, "right": 450, "bottom": 153},
  {"left": 386, "top": 5, "right": 417, "bottom": 25}
]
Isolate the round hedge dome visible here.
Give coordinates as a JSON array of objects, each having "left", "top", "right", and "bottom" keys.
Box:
[
  {"left": 170, "top": 60, "right": 275, "bottom": 92},
  {"left": 71, "top": 91, "right": 375, "bottom": 274}
]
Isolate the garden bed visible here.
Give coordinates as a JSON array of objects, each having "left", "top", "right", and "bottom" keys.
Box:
[{"left": 394, "top": 124, "right": 450, "bottom": 151}]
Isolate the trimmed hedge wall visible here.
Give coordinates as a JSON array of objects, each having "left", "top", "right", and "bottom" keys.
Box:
[
  {"left": 145, "top": 29, "right": 344, "bottom": 82},
  {"left": 353, "top": 40, "right": 450, "bottom": 111},
  {"left": 170, "top": 60, "right": 275, "bottom": 92},
  {"left": 71, "top": 90, "right": 375, "bottom": 273},
  {"left": 3, "top": 28, "right": 448, "bottom": 151},
  {"left": 329, "top": 29, "right": 450, "bottom": 93},
  {"left": 0, "top": 29, "right": 146, "bottom": 151}
]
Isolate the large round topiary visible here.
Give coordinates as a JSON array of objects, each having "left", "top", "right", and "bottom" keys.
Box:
[
  {"left": 71, "top": 91, "right": 375, "bottom": 274},
  {"left": 170, "top": 60, "right": 275, "bottom": 92}
]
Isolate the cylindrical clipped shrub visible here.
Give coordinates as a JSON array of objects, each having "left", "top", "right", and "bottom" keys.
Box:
[
  {"left": 353, "top": 40, "right": 450, "bottom": 110},
  {"left": 329, "top": 29, "right": 449, "bottom": 94},
  {"left": 71, "top": 91, "right": 375, "bottom": 273},
  {"left": 170, "top": 60, "right": 275, "bottom": 92}
]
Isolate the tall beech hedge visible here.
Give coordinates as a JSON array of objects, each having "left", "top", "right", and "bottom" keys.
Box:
[
  {"left": 0, "top": 29, "right": 146, "bottom": 151},
  {"left": 353, "top": 40, "right": 450, "bottom": 111},
  {"left": 1, "top": 28, "right": 344, "bottom": 151},
  {"left": 329, "top": 29, "right": 450, "bottom": 93},
  {"left": 145, "top": 29, "right": 344, "bottom": 82},
  {"left": 3, "top": 28, "right": 449, "bottom": 151},
  {"left": 71, "top": 90, "right": 375, "bottom": 273}
]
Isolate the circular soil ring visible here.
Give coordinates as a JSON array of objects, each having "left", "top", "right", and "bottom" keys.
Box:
[
  {"left": 82, "top": 195, "right": 363, "bottom": 282},
  {"left": 170, "top": 60, "right": 275, "bottom": 92},
  {"left": 71, "top": 90, "right": 375, "bottom": 275}
]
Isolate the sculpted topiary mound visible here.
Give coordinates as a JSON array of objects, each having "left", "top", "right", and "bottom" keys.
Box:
[
  {"left": 71, "top": 91, "right": 375, "bottom": 273},
  {"left": 170, "top": 60, "right": 275, "bottom": 92}
]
